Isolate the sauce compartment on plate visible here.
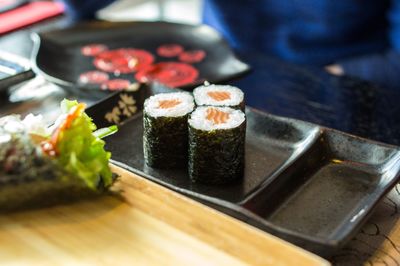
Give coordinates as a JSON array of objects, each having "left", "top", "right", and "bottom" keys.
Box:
[{"left": 241, "top": 130, "right": 400, "bottom": 240}]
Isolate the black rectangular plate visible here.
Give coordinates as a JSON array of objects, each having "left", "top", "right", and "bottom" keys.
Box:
[{"left": 87, "top": 84, "right": 400, "bottom": 257}]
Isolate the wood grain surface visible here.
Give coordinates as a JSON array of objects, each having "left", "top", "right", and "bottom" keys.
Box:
[{"left": 0, "top": 165, "right": 328, "bottom": 266}]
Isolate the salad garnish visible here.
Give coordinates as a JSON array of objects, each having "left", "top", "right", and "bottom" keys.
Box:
[{"left": 34, "top": 99, "right": 118, "bottom": 189}]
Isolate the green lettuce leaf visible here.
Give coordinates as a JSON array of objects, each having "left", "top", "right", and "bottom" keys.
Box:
[{"left": 55, "top": 99, "right": 116, "bottom": 190}]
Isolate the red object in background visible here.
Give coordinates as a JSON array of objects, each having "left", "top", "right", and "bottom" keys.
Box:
[
  {"left": 81, "top": 44, "right": 108, "bottom": 57},
  {"left": 0, "top": 1, "right": 64, "bottom": 35},
  {"left": 135, "top": 62, "right": 198, "bottom": 88},
  {"left": 0, "top": 0, "right": 17, "bottom": 8},
  {"left": 79, "top": 71, "right": 109, "bottom": 84},
  {"left": 179, "top": 50, "right": 206, "bottom": 63},
  {"left": 94, "top": 48, "right": 154, "bottom": 74},
  {"left": 157, "top": 44, "right": 184, "bottom": 57},
  {"left": 101, "top": 79, "right": 131, "bottom": 91}
]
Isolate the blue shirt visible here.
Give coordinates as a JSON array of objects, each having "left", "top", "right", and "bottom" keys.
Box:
[{"left": 203, "top": 0, "right": 400, "bottom": 90}]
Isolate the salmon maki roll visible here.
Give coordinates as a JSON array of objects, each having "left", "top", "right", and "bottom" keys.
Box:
[
  {"left": 193, "top": 84, "right": 245, "bottom": 111},
  {"left": 188, "top": 106, "right": 246, "bottom": 184},
  {"left": 143, "top": 92, "right": 194, "bottom": 168}
]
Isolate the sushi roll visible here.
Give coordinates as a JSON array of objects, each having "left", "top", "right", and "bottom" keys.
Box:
[
  {"left": 143, "top": 92, "right": 194, "bottom": 168},
  {"left": 188, "top": 106, "right": 246, "bottom": 184},
  {"left": 0, "top": 99, "right": 117, "bottom": 211},
  {"left": 193, "top": 84, "right": 245, "bottom": 111}
]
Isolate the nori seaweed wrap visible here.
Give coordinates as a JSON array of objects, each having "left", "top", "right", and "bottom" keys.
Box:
[
  {"left": 188, "top": 106, "right": 246, "bottom": 184},
  {"left": 143, "top": 92, "right": 195, "bottom": 168},
  {"left": 193, "top": 84, "right": 245, "bottom": 111},
  {"left": 0, "top": 99, "right": 117, "bottom": 212}
]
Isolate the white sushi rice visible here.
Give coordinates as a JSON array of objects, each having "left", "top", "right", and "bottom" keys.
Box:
[
  {"left": 144, "top": 92, "right": 195, "bottom": 117},
  {"left": 193, "top": 84, "right": 244, "bottom": 107},
  {"left": 189, "top": 106, "right": 245, "bottom": 130}
]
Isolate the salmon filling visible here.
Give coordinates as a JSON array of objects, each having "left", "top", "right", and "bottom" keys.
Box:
[
  {"left": 158, "top": 99, "right": 181, "bottom": 109},
  {"left": 206, "top": 107, "right": 230, "bottom": 124},
  {"left": 207, "top": 91, "right": 231, "bottom": 101}
]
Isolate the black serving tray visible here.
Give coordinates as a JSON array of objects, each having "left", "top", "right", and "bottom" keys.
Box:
[
  {"left": 86, "top": 84, "right": 400, "bottom": 258},
  {"left": 31, "top": 21, "right": 250, "bottom": 98}
]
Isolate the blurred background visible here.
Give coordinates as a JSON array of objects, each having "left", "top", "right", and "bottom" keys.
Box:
[{"left": 96, "top": 0, "right": 202, "bottom": 24}]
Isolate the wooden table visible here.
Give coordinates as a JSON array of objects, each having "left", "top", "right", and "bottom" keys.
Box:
[{"left": 0, "top": 165, "right": 328, "bottom": 266}]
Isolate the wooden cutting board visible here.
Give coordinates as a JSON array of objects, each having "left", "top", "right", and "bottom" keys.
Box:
[{"left": 0, "top": 165, "right": 329, "bottom": 266}]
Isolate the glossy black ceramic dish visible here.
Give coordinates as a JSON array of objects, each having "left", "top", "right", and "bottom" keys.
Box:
[
  {"left": 86, "top": 84, "right": 400, "bottom": 257},
  {"left": 31, "top": 21, "right": 250, "bottom": 98}
]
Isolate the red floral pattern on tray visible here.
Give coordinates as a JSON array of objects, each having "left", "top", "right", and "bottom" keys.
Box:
[
  {"left": 101, "top": 79, "right": 131, "bottom": 91},
  {"left": 93, "top": 48, "right": 155, "bottom": 74},
  {"left": 81, "top": 44, "right": 108, "bottom": 57},
  {"left": 79, "top": 43, "right": 207, "bottom": 91},
  {"left": 79, "top": 70, "right": 109, "bottom": 84},
  {"left": 157, "top": 44, "right": 184, "bottom": 57},
  {"left": 135, "top": 62, "right": 198, "bottom": 88},
  {"left": 179, "top": 50, "right": 206, "bottom": 63}
]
